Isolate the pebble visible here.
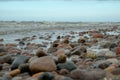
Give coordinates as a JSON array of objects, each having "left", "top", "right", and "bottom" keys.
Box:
[
  {"left": 29, "top": 56, "right": 56, "bottom": 73},
  {"left": 57, "top": 62, "right": 77, "bottom": 71},
  {"left": 11, "top": 55, "right": 30, "bottom": 70}
]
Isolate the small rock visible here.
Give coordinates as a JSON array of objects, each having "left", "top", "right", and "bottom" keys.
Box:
[
  {"left": 85, "top": 69, "right": 105, "bottom": 80},
  {"left": 0, "top": 55, "right": 13, "bottom": 64},
  {"left": 116, "top": 47, "right": 120, "bottom": 55},
  {"left": 98, "top": 61, "right": 112, "bottom": 69},
  {"left": 57, "top": 62, "right": 77, "bottom": 71},
  {"left": 92, "top": 33, "right": 103, "bottom": 38},
  {"left": 32, "top": 72, "right": 44, "bottom": 78},
  {"left": 36, "top": 48, "right": 47, "bottom": 57},
  {"left": 9, "top": 69, "right": 20, "bottom": 77},
  {"left": 38, "top": 72, "right": 55, "bottom": 80},
  {"left": 57, "top": 55, "right": 66, "bottom": 63},
  {"left": 11, "top": 55, "right": 29, "bottom": 70},
  {"left": 18, "top": 63, "right": 30, "bottom": 73},
  {"left": 55, "top": 49, "right": 65, "bottom": 57},
  {"left": 70, "top": 69, "right": 85, "bottom": 80},
  {"left": 111, "top": 68, "right": 120, "bottom": 75},
  {"left": 29, "top": 56, "right": 56, "bottom": 73},
  {"left": 59, "top": 69, "right": 69, "bottom": 75},
  {"left": 106, "top": 58, "right": 118, "bottom": 64},
  {"left": 78, "top": 38, "right": 86, "bottom": 43},
  {"left": 47, "top": 47, "right": 57, "bottom": 53}
]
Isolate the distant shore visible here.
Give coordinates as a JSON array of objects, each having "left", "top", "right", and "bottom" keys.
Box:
[{"left": 0, "top": 21, "right": 120, "bottom": 35}]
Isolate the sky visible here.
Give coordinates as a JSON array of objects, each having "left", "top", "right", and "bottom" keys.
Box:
[{"left": 0, "top": 0, "right": 120, "bottom": 22}]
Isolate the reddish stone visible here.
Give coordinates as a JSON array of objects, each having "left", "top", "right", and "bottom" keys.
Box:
[
  {"left": 92, "top": 33, "right": 103, "bottom": 38},
  {"left": 55, "top": 49, "right": 65, "bottom": 56},
  {"left": 36, "top": 48, "right": 47, "bottom": 57},
  {"left": 116, "top": 47, "right": 120, "bottom": 55}
]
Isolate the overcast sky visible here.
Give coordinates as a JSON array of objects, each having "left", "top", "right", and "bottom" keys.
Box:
[{"left": 0, "top": 0, "right": 120, "bottom": 22}]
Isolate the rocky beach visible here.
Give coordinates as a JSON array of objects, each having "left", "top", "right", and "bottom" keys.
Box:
[{"left": 0, "top": 21, "right": 120, "bottom": 80}]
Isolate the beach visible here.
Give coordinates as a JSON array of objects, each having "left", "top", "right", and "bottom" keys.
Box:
[{"left": 0, "top": 21, "right": 120, "bottom": 80}]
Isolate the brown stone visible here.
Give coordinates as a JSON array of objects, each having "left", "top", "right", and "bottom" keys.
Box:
[
  {"left": 9, "top": 69, "right": 20, "bottom": 77},
  {"left": 57, "top": 54, "right": 66, "bottom": 63},
  {"left": 29, "top": 56, "right": 56, "bottom": 73},
  {"left": 32, "top": 72, "right": 44, "bottom": 78},
  {"left": 92, "top": 33, "right": 103, "bottom": 38},
  {"left": 36, "top": 48, "right": 47, "bottom": 57}
]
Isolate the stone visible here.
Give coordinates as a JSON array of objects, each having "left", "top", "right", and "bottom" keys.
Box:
[
  {"left": 32, "top": 72, "right": 44, "bottom": 78},
  {"left": 98, "top": 61, "right": 112, "bottom": 69},
  {"left": 106, "top": 58, "right": 119, "bottom": 64},
  {"left": 0, "top": 55, "right": 13, "bottom": 64},
  {"left": 57, "top": 54, "right": 66, "bottom": 63},
  {"left": 111, "top": 68, "right": 120, "bottom": 75},
  {"left": 116, "top": 47, "right": 120, "bottom": 55},
  {"left": 18, "top": 63, "right": 30, "bottom": 73},
  {"left": 57, "top": 44, "right": 72, "bottom": 50},
  {"left": 57, "top": 62, "right": 77, "bottom": 71},
  {"left": 100, "top": 41, "right": 111, "bottom": 48},
  {"left": 84, "top": 69, "right": 105, "bottom": 80},
  {"left": 61, "top": 39, "right": 69, "bottom": 44},
  {"left": 59, "top": 69, "right": 69, "bottom": 75},
  {"left": 11, "top": 55, "right": 29, "bottom": 70},
  {"left": 36, "top": 48, "right": 47, "bottom": 57},
  {"left": 109, "top": 43, "right": 117, "bottom": 51},
  {"left": 70, "top": 69, "right": 85, "bottom": 80},
  {"left": 29, "top": 56, "right": 56, "bottom": 73},
  {"left": 92, "top": 33, "right": 103, "bottom": 38},
  {"left": 78, "top": 38, "right": 86, "bottom": 43},
  {"left": 28, "top": 56, "right": 38, "bottom": 63},
  {"left": 55, "top": 49, "right": 65, "bottom": 57},
  {"left": 3, "top": 55, "right": 13, "bottom": 64},
  {"left": 71, "top": 46, "right": 87, "bottom": 57},
  {"left": 47, "top": 47, "right": 57, "bottom": 53},
  {"left": 38, "top": 72, "right": 55, "bottom": 80},
  {"left": 9, "top": 69, "right": 20, "bottom": 77}
]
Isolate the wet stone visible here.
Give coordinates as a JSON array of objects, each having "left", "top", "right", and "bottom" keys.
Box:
[
  {"left": 29, "top": 56, "right": 56, "bottom": 73},
  {"left": 38, "top": 72, "right": 55, "bottom": 80},
  {"left": 57, "top": 62, "right": 77, "bottom": 71},
  {"left": 11, "top": 55, "right": 30, "bottom": 70}
]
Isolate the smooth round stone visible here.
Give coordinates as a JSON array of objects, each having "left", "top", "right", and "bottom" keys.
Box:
[
  {"left": 36, "top": 48, "right": 47, "bottom": 57},
  {"left": 70, "top": 69, "right": 85, "bottom": 79},
  {"left": 57, "top": 62, "right": 77, "bottom": 71},
  {"left": 29, "top": 56, "right": 56, "bottom": 73}
]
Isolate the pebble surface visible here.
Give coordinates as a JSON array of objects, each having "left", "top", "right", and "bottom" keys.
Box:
[{"left": 0, "top": 26, "right": 120, "bottom": 80}]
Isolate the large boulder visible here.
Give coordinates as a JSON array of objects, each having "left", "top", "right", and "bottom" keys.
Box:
[{"left": 29, "top": 56, "right": 56, "bottom": 73}]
